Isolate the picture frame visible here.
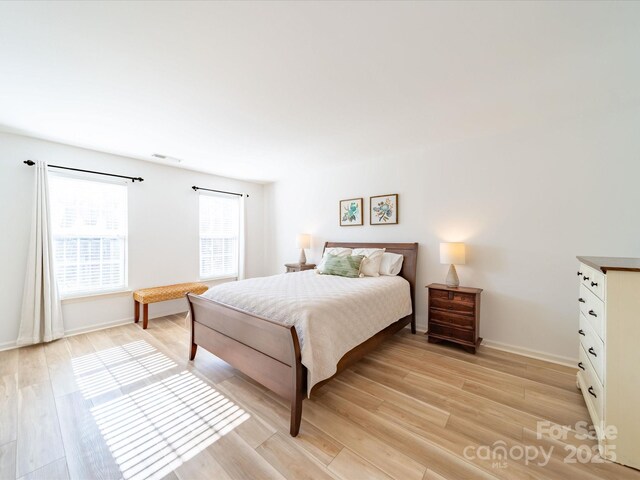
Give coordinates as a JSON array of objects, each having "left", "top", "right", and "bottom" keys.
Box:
[
  {"left": 339, "top": 197, "right": 363, "bottom": 226},
  {"left": 370, "top": 193, "right": 398, "bottom": 225}
]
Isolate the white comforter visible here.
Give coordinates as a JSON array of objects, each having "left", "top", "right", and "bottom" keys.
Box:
[{"left": 201, "top": 270, "right": 412, "bottom": 393}]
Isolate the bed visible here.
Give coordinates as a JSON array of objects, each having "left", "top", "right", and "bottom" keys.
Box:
[{"left": 186, "top": 242, "right": 418, "bottom": 436}]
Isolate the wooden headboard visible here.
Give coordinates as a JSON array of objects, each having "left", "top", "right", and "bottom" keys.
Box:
[{"left": 323, "top": 242, "right": 419, "bottom": 314}]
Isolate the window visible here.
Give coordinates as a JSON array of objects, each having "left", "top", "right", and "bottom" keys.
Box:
[
  {"left": 199, "top": 193, "right": 240, "bottom": 279},
  {"left": 49, "top": 174, "right": 128, "bottom": 296}
]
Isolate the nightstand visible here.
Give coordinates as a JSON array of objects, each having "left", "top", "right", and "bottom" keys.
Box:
[
  {"left": 285, "top": 263, "right": 316, "bottom": 273},
  {"left": 426, "top": 283, "right": 482, "bottom": 354}
]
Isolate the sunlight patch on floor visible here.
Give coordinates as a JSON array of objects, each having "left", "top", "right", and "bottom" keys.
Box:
[
  {"left": 71, "top": 340, "right": 176, "bottom": 398},
  {"left": 91, "top": 370, "right": 250, "bottom": 480}
]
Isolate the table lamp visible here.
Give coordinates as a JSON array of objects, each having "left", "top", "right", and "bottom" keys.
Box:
[
  {"left": 296, "top": 234, "right": 311, "bottom": 264},
  {"left": 440, "top": 242, "right": 466, "bottom": 287}
]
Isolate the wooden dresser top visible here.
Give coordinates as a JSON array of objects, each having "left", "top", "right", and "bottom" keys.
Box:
[{"left": 577, "top": 256, "right": 640, "bottom": 273}]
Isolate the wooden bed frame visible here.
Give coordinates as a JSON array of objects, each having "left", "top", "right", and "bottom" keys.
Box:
[{"left": 186, "top": 242, "right": 418, "bottom": 436}]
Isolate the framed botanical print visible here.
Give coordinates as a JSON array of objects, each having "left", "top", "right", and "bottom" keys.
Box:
[
  {"left": 339, "top": 198, "right": 363, "bottom": 226},
  {"left": 370, "top": 194, "right": 398, "bottom": 225}
]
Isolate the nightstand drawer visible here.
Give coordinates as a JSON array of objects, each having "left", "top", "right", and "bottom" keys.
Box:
[
  {"left": 429, "top": 309, "right": 474, "bottom": 329},
  {"left": 430, "top": 288, "right": 476, "bottom": 303},
  {"left": 428, "top": 323, "right": 475, "bottom": 344},
  {"left": 429, "top": 290, "right": 476, "bottom": 314}
]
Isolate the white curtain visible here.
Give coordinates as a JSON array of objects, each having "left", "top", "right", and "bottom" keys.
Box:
[
  {"left": 17, "top": 160, "right": 64, "bottom": 345},
  {"left": 237, "top": 194, "right": 246, "bottom": 280}
]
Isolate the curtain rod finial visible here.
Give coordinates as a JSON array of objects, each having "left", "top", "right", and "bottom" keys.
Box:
[
  {"left": 24, "top": 160, "right": 35, "bottom": 166},
  {"left": 192, "top": 186, "right": 198, "bottom": 191}
]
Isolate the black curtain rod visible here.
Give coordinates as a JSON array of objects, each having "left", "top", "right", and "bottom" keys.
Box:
[
  {"left": 192, "top": 186, "right": 248, "bottom": 198},
  {"left": 24, "top": 160, "right": 144, "bottom": 183}
]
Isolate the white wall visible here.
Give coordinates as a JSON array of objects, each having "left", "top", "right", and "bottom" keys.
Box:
[
  {"left": 264, "top": 106, "right": 640, "bottom": 364},
  {"left": 0, "top": 132, "right": 265, "bottom": 348}
]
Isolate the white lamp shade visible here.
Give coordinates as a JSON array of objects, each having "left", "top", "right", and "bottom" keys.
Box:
[
  {"left": 440, "top": 242, "right": 466, "bottom": 265},
  {"left": 296, "top": 233, "right": 311, "bottom": 249}
]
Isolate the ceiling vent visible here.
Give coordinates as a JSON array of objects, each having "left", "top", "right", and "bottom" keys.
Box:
[{"left": 152, "top": 153, "right": 182, "bottom": 163}]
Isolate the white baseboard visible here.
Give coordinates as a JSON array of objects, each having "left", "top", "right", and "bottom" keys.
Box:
[
  {"left": 0, "top": 311, "right": 189, "bottom": 352},
  {"left": 416, "top": 323, "right": 578, "bottom": 368},
  {"left": 481, "top": 339, "right": 577, "bottom": 368},
  {"left": 64, "top": 317, "right": 136, "bottom": 337},
  {"left": 3, "top": 315, "right": 577, "bottom": 370},
  {"left": 0, "top": 340, "right": 17, "bottom": 352},
  {"left": 0, "top": 318, "right": 135, "bottom": 352}
]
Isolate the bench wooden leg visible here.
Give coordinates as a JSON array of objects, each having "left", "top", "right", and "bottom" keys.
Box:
[
  {"left": 143, "top": 304, "right": 149, "bottom": 329},
  {"left": 134, "top": 300, "right": 140, "bottom": 323}
]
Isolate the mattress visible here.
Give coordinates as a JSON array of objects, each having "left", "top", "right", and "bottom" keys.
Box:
[{"left": 201, "top": 270, "right": 412, "bottom": 393}]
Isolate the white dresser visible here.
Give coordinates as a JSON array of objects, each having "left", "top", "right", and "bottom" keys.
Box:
[{"left": 576, "top": 256, "right": 640, "bottom": 469}]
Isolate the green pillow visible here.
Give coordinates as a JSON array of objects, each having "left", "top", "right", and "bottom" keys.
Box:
[{"left": 320, "top": 254, "right": 365, "bottom": 278}]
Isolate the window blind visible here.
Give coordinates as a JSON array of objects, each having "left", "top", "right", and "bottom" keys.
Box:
[
  {"left": 199, "top": 193, "right": 240, "bottom": 279},
  {"left": 49, "top": 174, "right": 128, "bottom": 296}
]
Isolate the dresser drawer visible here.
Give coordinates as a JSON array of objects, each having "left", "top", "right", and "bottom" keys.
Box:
[
  {"left": 428, "top": 322, "right": 475, "bottom": 344},
  {"left": 579, "top": 284, "right": 605, "bottom": 341},
  {"left": 429, "top": 289, "right": 476, "bottom": 314},
  {"left": 578, "top": 344, "right": 604, "bottom": 422},
  {"left": 579, "top": 264, "right": 605, "bottom": 301},
  {"left": 579, "top": 313, "right": 605, "bottom": 384},
  {"left": 429, "top": 309, "right": 474, "bottom": 329}
]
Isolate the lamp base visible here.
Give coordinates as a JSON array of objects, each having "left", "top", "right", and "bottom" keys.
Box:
[
  {"left": 299, "top": 249, "right": 307, "bottom": 265},
  {"left": 445, "top": 264, "right": 459, "bottom": 287}
]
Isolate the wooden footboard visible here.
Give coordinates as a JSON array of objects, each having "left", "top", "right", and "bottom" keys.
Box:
[{"left": 187, "top": 293, "right": 305, "bottom": 436}]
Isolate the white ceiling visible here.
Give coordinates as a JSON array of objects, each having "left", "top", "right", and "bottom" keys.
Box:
[{"left": 1, "top": 1, "right": 639, "bottom": 182}]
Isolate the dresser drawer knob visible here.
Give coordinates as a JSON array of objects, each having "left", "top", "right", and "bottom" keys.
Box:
[
  {"left": 583, "top": 276, "right": 590, "bottom": 281},
  {"left": 577, "top": 271, "right": 583, "bottom": 276},
  {"left": 578, "top": 362, "right": 585, "bottom": 371},
  {"left": 588, "top": 347, "right": 597, "bottom": 357},
  {"left": 578, "top": 298, "right": 585, "bottom": 303},
  {"left": 588, "top": 386, "right": 597, "bottom": 398},
  {"left": 578, "top": 329, "right": 585, "bottom": 336},
  {"left": 588, "top": 310, "right": 597, "bottom": 317},
  {"left": 591, "top": 281, "right": 598, "bottom": 287}
]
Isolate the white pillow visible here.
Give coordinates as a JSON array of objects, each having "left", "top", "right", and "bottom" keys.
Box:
[
  {"left": 352, "top": 248, "right": 385, "bottom": 277},
  {"left": 317, "top": 247, "right": 353, "bottom": 272},
  {"left": 379, "top": 252, "right": 404, "bottom": 276}
]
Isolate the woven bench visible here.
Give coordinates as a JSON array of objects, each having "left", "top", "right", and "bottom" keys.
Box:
[{"left": 133, "top": 282, "right": 209, "bottom": 329}]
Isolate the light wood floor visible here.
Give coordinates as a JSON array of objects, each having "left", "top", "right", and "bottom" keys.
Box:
[{"left": 1, "top": 313, "right": 639, "bottom": 480}]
